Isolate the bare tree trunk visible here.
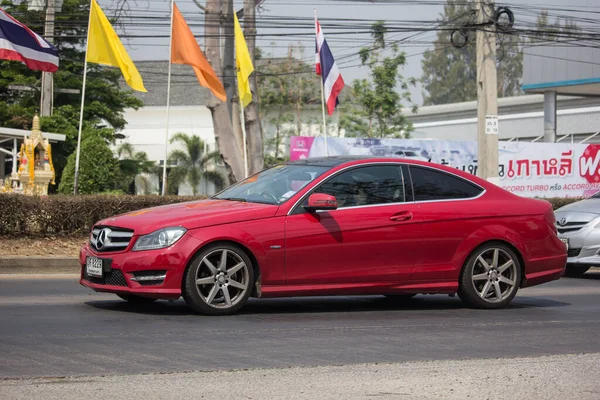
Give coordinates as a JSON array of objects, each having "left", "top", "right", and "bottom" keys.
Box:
[
  {"left": 204, "top": 0, "right": 244, "bottom": 183},
  {"left": 222, "top": 0, "right": 235, "bottom": 119},
  {"left": 243, "top": 0, "right": 264, "bottom": 175}
]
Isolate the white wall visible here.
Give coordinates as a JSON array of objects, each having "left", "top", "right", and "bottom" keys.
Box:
[{"left": 117, "top": 105, "right": 222, "bottom": 196}]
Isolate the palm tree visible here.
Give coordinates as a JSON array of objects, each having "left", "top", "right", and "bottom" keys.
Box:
[
  {"left": 168, "top": 133, "right": 225, "bottom": 195},
  {"left": 116, "top": 143, "right": 156, "bottom": 194}
]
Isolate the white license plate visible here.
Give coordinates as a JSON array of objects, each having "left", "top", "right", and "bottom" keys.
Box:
[
  {"left": 560, "top": 238, "right": 569, "bottom": 250},
  {"left": 86, "top": 257, "right": 104, "bottom": 277}
]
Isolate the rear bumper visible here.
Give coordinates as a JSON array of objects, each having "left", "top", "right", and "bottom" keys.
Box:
[{"left": 522, "top": 254, "right": 566, "bottom": 288}]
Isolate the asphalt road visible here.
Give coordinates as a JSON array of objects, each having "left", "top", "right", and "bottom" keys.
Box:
[{"left": 1, "top": 271, "right": 600, "bottom": 380}]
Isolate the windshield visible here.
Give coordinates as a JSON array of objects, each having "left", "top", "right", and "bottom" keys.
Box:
[
  {"left": 404, "top": 151, "right": 418, "bottom": 157},
  {"left": 214, "top": 165, "right": 329, "bottom": 205}
]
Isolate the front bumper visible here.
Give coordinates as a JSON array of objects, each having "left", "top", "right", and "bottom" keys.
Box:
[
  {"left": 79, "top": 234, "right": 201, "bottom": 299},
  {"left": 559, "top": 226, "right": 600, "bottom": 267}
]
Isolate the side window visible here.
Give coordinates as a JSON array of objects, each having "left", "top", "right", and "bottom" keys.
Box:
[
  {"left": 313, "top": 165, "right": 406, "bottom": 208},
  {"left": 409, "top": 166, "right": 483, "bottom": 201}
]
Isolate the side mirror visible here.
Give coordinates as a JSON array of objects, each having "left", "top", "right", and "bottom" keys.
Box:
[{"left": 304, "top": 193, "right": 338, "bottom": 212}]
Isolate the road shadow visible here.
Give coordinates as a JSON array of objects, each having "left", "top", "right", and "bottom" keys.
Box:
[
  {"left": 84, "top": 293, "right": 570, "bottom": 317},
  {"left": 581, "top": 271, "right": 600, "bottom": 281}
]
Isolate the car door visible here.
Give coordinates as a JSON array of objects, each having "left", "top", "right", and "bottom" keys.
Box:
[
  {"left": 284, "top": 164, "right": 422, "bottom": 285},
  {"left": 407, "top": 165, "right": 486, "bottom": 282}
]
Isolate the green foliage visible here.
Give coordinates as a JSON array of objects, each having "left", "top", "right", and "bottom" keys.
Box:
[
  {"left": 0, "top": 0, "right": 143, "bottom": 188},
  {"left": 58, "top": 135, "right": 121, "bottom": 194},
  {"left": 168, "top": 133, "right": 224, "bottom": 196},
  {"left": 340, "top": 22, "right": 416, "bottom": 138},
  {"left": 0, "top": 193, "right": 207, "bottom": 236},
  {"left": 116, "top": 143, "right": 156, "bottom": 194},
  {"left": 257, "top": 44, "right": 320, "bottom": 159},
  {"left": 532, "top": 10, "right": 581, "bottom": 42}
]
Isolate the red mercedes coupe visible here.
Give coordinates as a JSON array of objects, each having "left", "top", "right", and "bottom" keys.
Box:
[{"left": 80, "top": 157, "right": 567, "bottom": 315}]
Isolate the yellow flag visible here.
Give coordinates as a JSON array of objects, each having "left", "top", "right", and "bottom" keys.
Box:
[
  {"left": 86, "top": 0, "right": 146, "bottom": 92},
  {"left": 234, "top": 13, "right": 254, "bottom": 108}
]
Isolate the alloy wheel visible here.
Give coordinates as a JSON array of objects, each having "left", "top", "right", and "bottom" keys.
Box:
[
  {"left": 194, "top": 248, "right": 250, "bottom": 309},
  {"left": 470, "top": 248, "right": 518, "bottom": 303}
]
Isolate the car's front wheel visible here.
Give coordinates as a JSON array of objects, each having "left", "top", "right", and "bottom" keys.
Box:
[
  {"left": 458, "top": 243, "right": 522, "bottom": 309},
  {"left": 183, "top": 243, "right": 254, "bottom": 315}
]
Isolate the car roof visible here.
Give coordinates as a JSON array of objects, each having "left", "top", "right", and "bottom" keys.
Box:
[
  {"left": 286, "top": 156, "right": 494, "bottom": 190},
  {"left": 286, "top": 156, "right": 373, "bottom": 167}
]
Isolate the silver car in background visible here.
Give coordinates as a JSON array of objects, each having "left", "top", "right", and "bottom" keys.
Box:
[{"left": 555, "top": 193, "right": 600, "bottom": 277}]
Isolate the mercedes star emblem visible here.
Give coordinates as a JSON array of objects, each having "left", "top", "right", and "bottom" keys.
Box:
[{"left": 96, "top": 228, "right": 111, "bottom": 250}]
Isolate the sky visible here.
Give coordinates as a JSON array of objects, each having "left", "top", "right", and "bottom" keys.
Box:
[{"left": 102, "top": 0, "right": 596, "bottom": 106}]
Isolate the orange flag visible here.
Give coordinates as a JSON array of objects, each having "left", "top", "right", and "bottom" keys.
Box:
[{"left": 171, "top": 3, "right": 226, "bottom": 101}]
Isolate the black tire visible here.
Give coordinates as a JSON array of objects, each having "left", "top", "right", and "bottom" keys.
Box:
[
  {"left": 384, "top": 294, "right": 416, "bottom": 301},
  {"left": 183, "top": 243, "right": 254, "bottom": 316},
  {"left": 458, "top": 242, "right": 522, "bottom": 309},
  {"left": 564, "top": 265, "right": 590, "bottom": 278},
  {"left": 117, "top": 294, "right": 157, "bottom": 304}
]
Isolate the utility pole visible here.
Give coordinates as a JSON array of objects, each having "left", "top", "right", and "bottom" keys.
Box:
[
  {"left": 476, "top": 0, "right": 499, "bottom": 184},
  {"left": 40, "top": 0, "right": 56, "bottom": 117}
]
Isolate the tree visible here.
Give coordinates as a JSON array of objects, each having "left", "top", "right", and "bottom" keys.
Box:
[
  {"left": 530, "top": 11, "right": 581, "bottom": 43},
  {"left": 193, "top": 0, "right": 244, "bottom": 184},
  {"left": 242, "top": 0, "right": 264, "bottom": 175},
  {"left": 340, "top": 22, "right": 417, "bottom": 138},
  {"left": 257, "top": 44, "right": 321, "bottom": 166},
  {"left": 116, "top": 143, "right": 156, "bottom": 195},
  {"left": 421, "top": 2, "right": 581, "bottom": 105},
  {"left": 0, "top": 0, "right": 143, "bottom": 190},
  {"left": 58, "top": 135, "right": 121, "bottom": 194},
  {"left": 168, "top": 133, "right": 225, "bottom": 196}
]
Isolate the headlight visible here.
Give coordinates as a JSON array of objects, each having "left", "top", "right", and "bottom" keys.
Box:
[{"left": 132, "top": 227, "right": 187, "bottom": 251}]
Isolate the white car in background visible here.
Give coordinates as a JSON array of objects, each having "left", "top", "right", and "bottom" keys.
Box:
[
  {"left": 555, "top": 193, "right": 600, "bottom": 277},
  {"left": 393, "top": 150, "right": 429, "bottom": 162}
]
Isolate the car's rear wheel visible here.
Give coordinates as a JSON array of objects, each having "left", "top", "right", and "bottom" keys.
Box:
[
  {"left": 564, "top": 265, "right": 590, "bottom": 278},
  {"left": 458, "top": 243, "right": 521, "bottom": 309},
  {"left": 117, "top": 294, "right": 157, "bottom": 304},
  {"left": 183, "top": 243, "right": 254, "bottom": 316}
]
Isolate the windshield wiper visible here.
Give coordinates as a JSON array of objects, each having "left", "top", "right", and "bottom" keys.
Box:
[{"left": 218, "top": 197, "right": 247, "bottom": 202}]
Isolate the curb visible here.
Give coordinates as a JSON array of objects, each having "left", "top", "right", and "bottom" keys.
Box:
[{"left": 0, "top": 256, "right": 80, "bottom": 274}]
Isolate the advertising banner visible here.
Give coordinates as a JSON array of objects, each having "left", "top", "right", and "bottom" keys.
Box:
[{"left": 289, "top": 136, "right": 600, "bottom": 198}]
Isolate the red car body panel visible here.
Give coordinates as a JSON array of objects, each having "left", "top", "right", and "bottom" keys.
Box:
[{"left": 80, "top": 158, "right": 567, "bottom": 300}]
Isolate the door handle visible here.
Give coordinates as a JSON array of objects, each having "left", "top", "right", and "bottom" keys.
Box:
[{"left": 390, "top": 211, "right": 413, "bottom": 222}]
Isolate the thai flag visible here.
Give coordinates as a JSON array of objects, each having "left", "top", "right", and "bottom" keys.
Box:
[
  {"left": 0, "top": 7, "right": 59, "bottom": 72},
  {"left": 315, "top": 18, "right": 344, "bottom": 116}
]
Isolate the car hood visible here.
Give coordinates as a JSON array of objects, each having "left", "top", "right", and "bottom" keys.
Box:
[
  {"left": 556, "top": 199, "right": 600, "bottom": 215},
  {"left": 95, "top": 199, "right": 278, "bottom": 235},
  {"left": 555, "top": 199, "right": 600, "bottom": 224}
]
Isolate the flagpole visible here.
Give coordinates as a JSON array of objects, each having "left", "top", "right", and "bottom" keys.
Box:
[
  {"left": 73, "top": 0, "right": 94, "bottom": 195},
  {"left": 161, "top": 0, "right": 175, "bottom": 196},
  {"left": 240, "top": 99, "right": 249, "bottom": 178},
  {"left": 315, "top": 9, "right": 328, "bottom": 157}
]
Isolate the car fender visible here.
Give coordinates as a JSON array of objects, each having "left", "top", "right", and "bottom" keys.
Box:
[
  {"left": 452, "top": 223, "right": 527, "bottom": 273},
  {"left": 184, "top": 220, "right": 288, "bottom": 285},
  {"left": 187, "top": 224, "right": 268, "bottom": 265}
]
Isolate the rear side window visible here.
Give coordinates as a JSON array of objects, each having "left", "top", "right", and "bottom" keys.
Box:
[
  {"left": 409, "top": 166, "right": 483, "bottom": 201},
  {"left": 317, "top": 165, "right": 406, "bottom": 208}
]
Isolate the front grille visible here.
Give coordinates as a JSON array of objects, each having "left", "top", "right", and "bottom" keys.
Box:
[
  {"left": 90, "top": 226, "right": 134, "bottom": 252},
  {"left": 567, "top": 248, "right": 582, "bottom": 258},
  {"left": 83, "top": 269, "right": 128, "bottom": 286},
  {"left": 556, "top": 221, "right": 589, "bottom": 235}
]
